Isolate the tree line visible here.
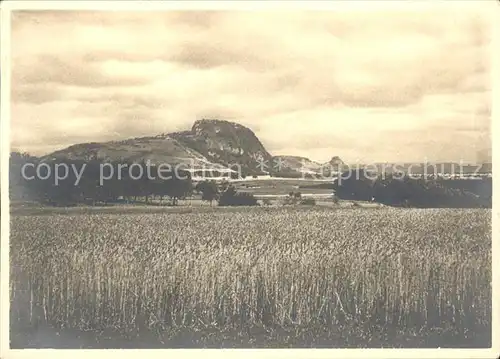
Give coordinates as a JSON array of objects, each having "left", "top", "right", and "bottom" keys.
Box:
[
  {"left": 10, "top": 152, "right": 260, "bottom": 207},
  {"left": 333, "top": 169, "right": 492, "bottom": 208},
  {"left": 10, "top": 152, "right": 193, "bottom": 206}
]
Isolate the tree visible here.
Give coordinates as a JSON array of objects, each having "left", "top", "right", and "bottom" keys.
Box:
[
  {"left": 164, "top": 170, "right": 193, "bottom": 206},
  {"left": 196, "top": 180, "right": 219, "bottom": 206},
  {"left": 218, "top": 188, "right": 258, "bottom": 207},
  {"left": 219, "top": 179, "right": 230, "bottom": 192},
  {"left": 223, "top": 184, "right": 237, "bottom": 197},
  {"left": 10, "top": 151, "right": 39, "bottom": 201}
]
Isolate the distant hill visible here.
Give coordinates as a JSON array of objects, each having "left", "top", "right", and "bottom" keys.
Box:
[
  {"left": 270, "top": 155, "right": 323, "bottom": 177},
  {"left": 355, "top": 162, "right": 492, "bottom": 176},
  {"left": 42, "top": 119, "right": 346, "bottom": 178},
  {"left": 38, "top": 119, "right": 490, "bottom": 180}
]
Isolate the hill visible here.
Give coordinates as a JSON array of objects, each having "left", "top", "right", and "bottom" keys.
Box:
[
  {"left": 32, "top": 119, "right": 492, "bottom": 181},
  {"left": 170, "top": 119, "right": 272, "bottom": 176},
  {"left": 42, "top": 119, "right": 344, "bottom": 178},
  {"left": 45, "top": 136, "right": 211, "bottom": 168},
  {"left": 270, "top": 155, "right": 323, "bottom": 177}
]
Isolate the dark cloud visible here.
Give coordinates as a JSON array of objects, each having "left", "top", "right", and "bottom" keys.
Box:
[
  {"left": 12, "top": 83, "right": 61, "bottom": 104},
  {"left": 168, "top": 43, "right": 274, "bottom": 71},
  {"left": 12, "top": 55, "right": 149, "bottom": 88},
  {"left": 166, "top": 11, "right": 224, "bottom": 29}
]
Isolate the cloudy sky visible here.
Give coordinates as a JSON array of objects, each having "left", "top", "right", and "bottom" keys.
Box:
[{"left": 10, "top": 7, "right": 492, "bottom": 163}]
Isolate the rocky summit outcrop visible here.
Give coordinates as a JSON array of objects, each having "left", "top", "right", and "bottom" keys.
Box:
[{"left": 171, "top": 119, "right": 272, "bottom": 175}]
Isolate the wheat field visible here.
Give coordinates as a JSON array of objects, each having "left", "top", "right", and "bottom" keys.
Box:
[{"left": 10, "top": 207, "right": 491, "bottom": 348}]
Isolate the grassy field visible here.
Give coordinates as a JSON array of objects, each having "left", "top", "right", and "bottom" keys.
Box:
[
  {"left": 10, "top": 207, "right": 491, "bottom": 348},
  {"left": 232, "top": 179, "right": 333, "bottom": 196}
]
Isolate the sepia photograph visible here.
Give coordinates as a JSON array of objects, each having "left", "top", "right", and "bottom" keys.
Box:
[{"left": 1, "top": 0, "right": 498, "bottom": 356}]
